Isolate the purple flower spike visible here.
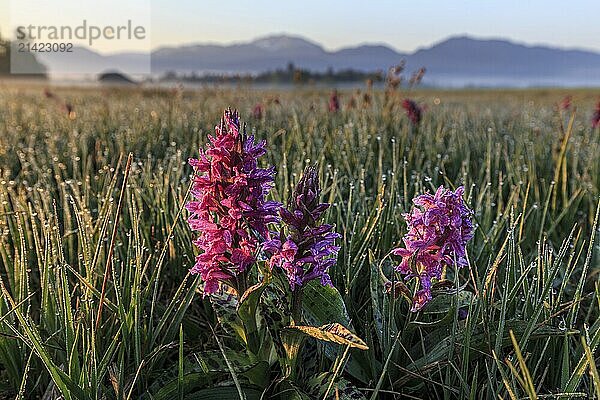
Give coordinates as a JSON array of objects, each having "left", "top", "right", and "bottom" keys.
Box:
[
  {"left": 265, "top": 166, "right": 340, "bottom": 290},
  {"left": 393, "top": 186, "right": 474, "bottom": 311},
  {"left": 329, "top": 91, "right": 340, "bottom": 113},
  {"left": 186, "top": 109, "right": 280, "bottom": 295},
  {"left": 401, "top": 98, "right": 423, "bottom": 126},
  {"left": 592, "top": 101, "right": 600, "bottom": 129}
]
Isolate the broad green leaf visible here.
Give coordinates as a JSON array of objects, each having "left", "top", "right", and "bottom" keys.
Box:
[
  {"left": 184, "top": 386, "right": 262, "bottom": 400},
  {"left": 259, "top": 285, "right": 291, "bottom": 359},
  {"left": 423, "top": 290, "right": 474, "bottom": 314},
  {"left": 302, "top": 281, "right": 352, "bottom": 327},
  {"left": 302, "top": 280, "right": 373, "bottom": 383},
  {"left": 276, "top": 379, "right": 313, "bottom": 400},
  {"left": 281, "top": 328, "right": 305, "bottom": 378},
  {"left": 210, "top": 286, "right": 246, "bottom": 343},
  {"left": 155, "top": 379, "right": 262, "bottom": 400},
  {"left": 298, "top": 339, "right": 320, "bottom": 381},
  {"left": 406, "top": 321, "right": 577, "bottom": 373},
  {"left": 151, "top": 351, "right": 265, "bottom": 399},
  {"left": 307, "top": 372, "right": 367, "bottom": 400},
  {"left": 240, "top": 361, "right": 270, "bottom": 389},
  {"left": 238, "top": 280, "right": 269, "bottom": 354},
  {"left": 193, "top": 350, "right": 255, "bottom": 374}
]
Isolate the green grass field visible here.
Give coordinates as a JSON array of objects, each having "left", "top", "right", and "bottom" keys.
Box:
[{"left": 0, "top": 82, "right": 598, "bottom": 399}]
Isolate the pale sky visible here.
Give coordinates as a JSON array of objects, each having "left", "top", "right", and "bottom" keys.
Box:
[{"left": 1, "top": 0, "right": 600, "bottom": 53}]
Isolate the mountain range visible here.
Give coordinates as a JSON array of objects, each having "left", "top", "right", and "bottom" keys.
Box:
[{"left": 36, "top": 34, "right": 600, "bottom": 87}]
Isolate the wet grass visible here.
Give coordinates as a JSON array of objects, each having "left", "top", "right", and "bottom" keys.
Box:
[{"left": 0, "top": 82, "right": 598, "bottom": 399}]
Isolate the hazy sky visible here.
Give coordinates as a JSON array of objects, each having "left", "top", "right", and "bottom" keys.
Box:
[{"left": 1, "top": 0, "right": 600, "bottom": 53}]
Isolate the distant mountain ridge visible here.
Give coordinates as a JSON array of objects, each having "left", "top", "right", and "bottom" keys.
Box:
[
  {"left": 150, "top": 34, "right": 405, "bottom": 74},
  {"left": 36, "top": 34, "right": 600, "bottom": 87}
]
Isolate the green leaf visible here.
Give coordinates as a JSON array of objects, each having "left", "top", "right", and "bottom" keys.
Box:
[
  {"left": 369, "top": 253, "right": 385, "bottom": 348},
  {"left": 302, "top": 281, "right": 373, "bottom": 383},
  {"left": 302, "top": 281, "right": 352, "bottom": 327},
  {"left": 259, "top": 285, "right": 291, "bottom": 359},
  {"left": 240, "top": 361, "right": 270, "bottom": 389},
  {"left": 276, "top": 379, "right": 313, "bottom": 400},
  {"left": 156, "top": 381, "right": 262, "bottom": 400},
  {"left": 280, "top": 328, "right": 305, "bottom": 378},
  {"left": 148, "top": 371, "right": 214, "bottom": 399},
  {"left": 185, "top": 386, "right": 262, "bottom": 400},
  {"left": 423, "top": 290, "right": 474, "bottom": 314},
  {"left": 298, "top": 339, "right": 320, "bottom": 381},
  {"left": 210, "top": 286, "right": 246, "bottom": 343},
  {"left": 150, "top": 350, "right": 259, "bottom": 399},
  {"left": 193, "top": 350, "right": 255, "bottom": 374},
  {"left": 406, "top": 321, "right": 577, "bottom": 373},
  {"left": 238, "top": 280, "right": 269, "bottom": 354},
  {"left": 307, "top": 372, "right": 367, "bottom": 400}
]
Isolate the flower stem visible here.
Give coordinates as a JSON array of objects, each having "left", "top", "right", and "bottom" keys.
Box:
[{"left": 291, "top": 287, "right": 303, "bottom": 326}]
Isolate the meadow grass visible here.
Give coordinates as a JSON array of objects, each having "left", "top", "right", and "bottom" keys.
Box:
[{"left": 0, "top": 82, "right": 598, "bottom": 399}]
